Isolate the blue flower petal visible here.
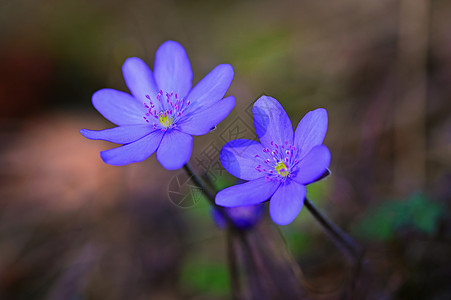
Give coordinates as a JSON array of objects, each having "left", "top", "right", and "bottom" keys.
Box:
[
  {"left": 156, "top": 130, "right": 193, "bottom": 170},
  {"left": 294, "top": 108, "right": 328, "bottom": 159},
  {"left": 154, "top": 41, "right": 192, "bottom": 98},
  {"left": 212, "top": 204, "right": 265, "bottom": 230},
  {"left": 219, "top": 139, "right": 266, "bottom": 181},
  {"left": 215, "top": 177, "right": 280, "bottom": 207},
  {"left": 186, "top": 64, "right": 234, "bottom": 113},
  {"left": 292, "top": 145, "right": 331, "bottom": 184},
  {"left": 269, "top": 181, "right": 306, "bottom": 225},
  {"left": 122, "top": 57, "right": 160, "bottom": 110},
  {"left": 177, "top": 96, "right": 235, "bottom": 136},
  {"left": 92, "top": 89, "right": 147, "bottom": 125},
  {"left": 253, "top": 96, "right": 294, "bottom": 148},
  {"left": 80, "top": 125, "right": 154, "bottom": 144},
  {"left": 100, "top": 130, "right": 164, "bottom": 166}
]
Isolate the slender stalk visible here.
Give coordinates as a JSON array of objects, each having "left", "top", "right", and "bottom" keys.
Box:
[
  {"left": 183, "top": 162, "right": 242, "bottom": 299},
  {"left": 226, "top": 230, "right": 242, "bottom": 300},
  {"left": 183, "top": 163, "right": 216, "bottom": 203},
  {"left": 236, "top": 231, "right": 265, "bottom": 298},
  {"left": 183, "top": 163, "right": 233, "bottom": 224},
  {"left": 304, "top": 197, "right": 362, "bottom": 259}
]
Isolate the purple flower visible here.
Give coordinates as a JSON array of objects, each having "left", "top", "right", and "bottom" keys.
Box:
[
  {"left": 215, "top": 96, "right": 330, "bottom": 225},
  {"left": 80, "top": 41, "right": 235, "bottom": 170},
  {"left": 212, "top": 204, "right": 265, "bottom": 230}
]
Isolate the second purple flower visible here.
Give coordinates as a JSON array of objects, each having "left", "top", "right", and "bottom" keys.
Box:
[{"left": 216, "top": 96, "right": 331, "bottom": 225}]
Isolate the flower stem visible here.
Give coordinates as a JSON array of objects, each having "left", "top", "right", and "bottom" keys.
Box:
[
  {"left": 183, "top": 163, "right": 215, "bottom": 203},
  {"left": 183, "top": 163, "right": 234, "bottom": 224},
  {"left": 183, "top": 163, "right": 241, "bottom": 298},
  {"left": 226, "top": 230, "right": 242, "bottom": 300},
  {"left": 304, "top": 197, "right": 362, "bottom": 259}
]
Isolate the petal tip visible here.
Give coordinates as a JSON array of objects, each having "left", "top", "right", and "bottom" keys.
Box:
[
  {"left": 215, "top": 190, "right": 234, "bottom": 207},
  {"left": 156, "top": 151, "right": 186, "bottom": 169},
  {"left": 122, "top": 57, "right": 146, "bottom": 73},
  {"left": 218, "top": 63, "right": 234, "bottom": 77},
  {"left": 253, "top": 95, "right": 276, "bottom": 108},
  {"left": 225, "top": 95, "right": 236, "bottom": 106},
  {"left": 272, "top": 217, "right": 296, "bottom": 226},
  {"left": 158, "top": 40, "right": 186, "bottom": 52},
  {"left": 157, "top": 160, "right": 186, "bottom": 170},
  {"left": 123, "top": 56, "right": 142, "bottom": 65},
  {"left": 314, "top": 107, "right": 328, "bottom": 114},
  {"left": 91, "top": 88, "right": 113, "bottom": 106},
  {"left": 100, "top": 150, "right": 117, "bottom": 166},
  {"left": 79, "top": 129, "right": 89, "bottom": 138},
  {"left": 321, "top": 145, "right": 332, "bottom": 164},
  {"left": 269, "top": 200, "right": 300, "bottom": 226},
  {"left": 214, "top": 194, "right": 224, "bottom": 206},
  {"left": 100, "top": 149, "right": 136, "bottom": 166},
  {"left": 310, "top": 108, "right": 328, "bottom": 125}
]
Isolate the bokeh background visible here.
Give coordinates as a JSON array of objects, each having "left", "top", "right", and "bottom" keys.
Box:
[{"left": 1, "top": 0, "right": 450, "bottom": 299}]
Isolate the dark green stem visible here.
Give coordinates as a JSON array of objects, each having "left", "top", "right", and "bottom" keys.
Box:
[
  {"left": 183, "top": 163, "right": 233, "bottom": 224},
  {"left": 183, "top": 163, "right": 215, "bottom": 202},
  {"left": 226, "top": 230, "right": 242, "bottom": 300},
  {"left": 304, "top": 197, "right": 362, "bottom": 259}
]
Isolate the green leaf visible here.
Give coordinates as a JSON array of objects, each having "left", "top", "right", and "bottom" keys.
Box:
[
  {"left": 408, "top": 194, "right": 443, "bottom": 234},
  {"left": 353, "top": 193, "right": 443, "bottom": 241}
]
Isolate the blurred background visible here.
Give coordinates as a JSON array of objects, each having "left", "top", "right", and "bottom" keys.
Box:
[{"left": 0, "top": 0, "right": 450, "bottom": 299}]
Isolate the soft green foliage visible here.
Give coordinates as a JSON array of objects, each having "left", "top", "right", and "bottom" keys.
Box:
[
  {"left": 213, "top": 174, "right": 238, "bottom": 190},
  {"left": 181, "top": 259, "right": 230, "bottom": 296},
  {"left": 228, "top": 29, "right": 292, "bottom": 75},
  {"left": 306, "top": 177, "right": 331, "bottom": 205},
  {"left": 280, "top": 228, "right": 313, "bottom": 256},
  {"left": 354, "top": 193, "right": 444, "bottom": 241}
]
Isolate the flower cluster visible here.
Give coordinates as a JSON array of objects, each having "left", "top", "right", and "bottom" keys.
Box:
[{"left": 81, "top": 41, "right": 331, "bottom": 226}]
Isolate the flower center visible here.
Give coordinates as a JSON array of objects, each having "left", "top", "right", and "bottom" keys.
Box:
[
  {"left": 275, "top": 161, "right": 289, "bottom": 177},
  {"left": 159, "top": 111, "right": 173, "bottom": 128},
  {"left": 254, "top": 140, "right": 299, "bottom": 182},
  {"left": 142, "top": 90, "right": 190, "bottom": 132}
]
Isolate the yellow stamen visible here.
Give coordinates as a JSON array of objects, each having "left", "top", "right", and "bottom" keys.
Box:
[
  {"left": 275, "top": 161, "right": 289, "bottom": 177},
  {"left": 159, "top": 112, "right": 173, "bottom": 128}
]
